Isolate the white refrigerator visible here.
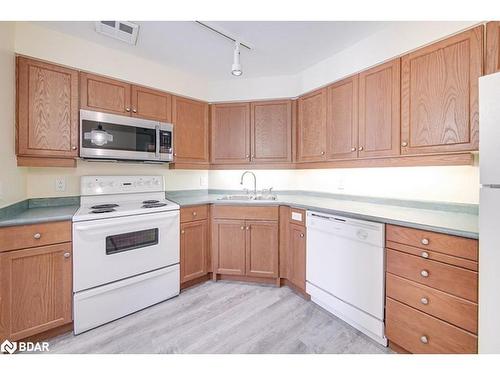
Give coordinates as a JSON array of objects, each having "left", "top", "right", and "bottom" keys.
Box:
[{"left": 479, "top": 71, "right": 500, "bottom": 353}]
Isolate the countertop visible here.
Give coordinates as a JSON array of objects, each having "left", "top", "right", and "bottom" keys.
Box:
[{"left": 166, "top": 190, "right": 479, "bottom": 239}]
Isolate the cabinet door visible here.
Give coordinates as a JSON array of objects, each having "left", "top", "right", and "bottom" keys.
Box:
[
  {"left": 80, "top": 72, "right": 131, "bottom": 115},
  {"left": 180, "top": 220, "right": 208, "bottom": 283},
  {"left": 326, "top": 76, "right": 359, "bottom": 160},
  {"left": 297, "top": 88, "right": 327, "bottom": 162},
  {"left": 16, "top": 57, "right": 79, "bottom": 158},
  {"left": 211, "top": 103, "right": 250, "bottom": 164},
  {"left": 288, "top": 223, "right": 306, "bottom": 290},
  {"left": 401, "top": 26, "right": 482, "bottom": 155},
  {"left": 172, "top": 96, "right": 209, "bottom": 163},
  {"left": 486, "top": 21, "right": 500, "bottom": 75},
  {"left": 245, "top": 220, "right": 279, "bottom": 278},
  {"left": 250, "top": 100, "right": 292, "bottom": 163},
  {"left": 131, "top": 85, "right": 172, "bottom": 122},
  {"left": 358, "top": 58, "right": 401, "bottom": 158},
  {"left": 212, "top": 219, "right": 246, "bottom": 275},
  {"left": 0, "top": 243, "right": 72, "bottom": 341}
]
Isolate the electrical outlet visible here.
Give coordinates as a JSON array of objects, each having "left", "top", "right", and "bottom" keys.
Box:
[
  {"left": 55, "top": 177, "right": 66, "bottom": 192},
  {"left": 337, "top": 179, "right": 345, "bottom": 191},
  {"left": 200, "top": 175, "right": 208, "bottom": 188}
]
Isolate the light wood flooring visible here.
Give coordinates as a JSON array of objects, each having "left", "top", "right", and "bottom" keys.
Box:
[{"left": 44, "top": 281, "right": 391, "bottom": 354}]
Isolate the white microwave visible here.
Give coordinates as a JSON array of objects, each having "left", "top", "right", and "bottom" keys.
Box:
[{"left": 79, "top": 110, "right": 173, "bottom": 163}]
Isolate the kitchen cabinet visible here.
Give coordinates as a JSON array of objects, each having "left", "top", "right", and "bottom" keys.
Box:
[
  {"left": 297, "top": 88, "right": 327, "bottom": 162},
  {"left": 326, "top": 76, "right": 358, "bottom": 160},
  {"left": 172, "top": 96, "right": 209, "bottom": 164},
  {"left": 80, "top": 72, "right": 131, "bottom": 116},
  {"left": 358, "top": 58, "right": 401, "bottom": 158},
  {"left": 212, "top": 219, "right": 247, "bottom": 275},
  {"left": 0, "top": 220, "right": 73, "bottom": 342},
  {"left": 180, "top": 220, "right": 208, "bottom": 283},
  {"left": 131, "top": 85, "right": 172, "bottom": 122},
  {"left": 401, "top": 26, "right": 482, "bottom": 155},
  {"left": 245, "top": 220, "right": 279, "bottom": 278},
  {"left": 16, "top": 57, "right": 79, "bottom": 167},
  {"left": 211, "top": 103, "right": 251, "bottom": 164},
  {"left": 250, "top": 100, "right": 292, "bottom": 163},
  {"left": 486, "top": 21, "right": 500, "bottom": 75},
  {"left": 287, "top": 223, "right": 306, "bottom": 291}
]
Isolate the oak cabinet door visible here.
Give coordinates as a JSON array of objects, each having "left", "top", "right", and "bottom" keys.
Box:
[
  {"left": 180, "top": 220, "right": 208, "bottom": 283},
  {"left": 288, "top": 223, "right": 306, "bottom": 290},
  {"left": 297, "top": 88, "right": 327, "bottom": 162},
  {"left": 486, "top": 21, "right": 500, "bottom": 75},
  {"left": 211, "top": 103, "right": 250, "bottom": 164},
  {"left": 16, "top": 57, "right": 79, "bottom": 158},
  {"left": 131, "top": 85, "right": 172, "bottom": 122},
  {"left": 172, "top": 96, "right": 209, "bottom": 163},
  {"left": 358, "top": 58, "right": 401, "bottom": 158},
  {"left": 326, "top": 76, "right": 359, "bottom": 160},
  {"left": 0, "top": 243, "right": 72, "bottom": 341},
  {"left": 250, "top": 100, "right": 292, "bottom": 163},
  {"left": 80, "top": 72, "right": 131, "bottom": 115},
  {"left": 245, "top": 220, "right": 279, "bottom": 278},
  {"left": 212, "top": 219, "right": 246, "bottom": 275},
  {"left": 401, "top": 26, "right": 482, "bottom": 155}
]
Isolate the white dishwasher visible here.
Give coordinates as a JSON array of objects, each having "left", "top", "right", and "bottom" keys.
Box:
[{"left": 306, "top": 210, "right": 387, "bottom": 346}]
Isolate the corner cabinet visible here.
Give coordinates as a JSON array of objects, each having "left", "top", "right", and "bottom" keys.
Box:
[
  {"left": 400, "top": 26, "right": 483, "bottom": 155},
  {"left": 486, "top": 21, "right": 500, "bottom": 75},
  {"left": 16, "top": 57, "right": 79, "bottom": 167}
]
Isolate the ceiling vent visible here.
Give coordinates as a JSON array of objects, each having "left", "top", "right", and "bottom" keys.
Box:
[{"left": 95, "top": 21, "right": 139, "bottom": 45}]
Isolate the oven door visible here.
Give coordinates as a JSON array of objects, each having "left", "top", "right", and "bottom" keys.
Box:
[
  {"left": 72, "top": 210, "right": 179, "bottom": 292},
  {"left": 79, "top": 109, "right": 173, "bottom": 162}
]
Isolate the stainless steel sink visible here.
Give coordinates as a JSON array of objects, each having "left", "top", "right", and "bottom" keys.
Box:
[{"left": 218, "top": 194, "right": 277, "bottom": 201}]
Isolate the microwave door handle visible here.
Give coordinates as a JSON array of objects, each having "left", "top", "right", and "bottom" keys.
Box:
[{"left": 155, "top": 125, "right": 160, "bottom": 159}]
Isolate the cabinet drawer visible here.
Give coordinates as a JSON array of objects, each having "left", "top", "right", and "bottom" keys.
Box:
[
  {"left": 289, "top": 207, "right": 306, "bottom": 226},
  {"left": 0, "top": 221, "right": 72, "bottom": 252},
  {"left": 386, "top": 273, "right": 477, "bottom": 334},
  {"left": 211, "top": 205, "right": 278, "bottom": 220},
  {"left": 386, "top": 225, "right": 478, "bottom": 261},
  {"left": 386, "top": 249, "right": 477, "bottom": 302},
  {"left": 386, "top": 298, "right": 477, "bottom": 354},
  {"left": 180, "top": 205, "right": 209, "bottom": 223}
]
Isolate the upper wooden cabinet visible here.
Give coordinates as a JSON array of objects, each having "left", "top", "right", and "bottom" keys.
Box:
[
  {"left": 210, "top": 102, "right": 251, "bottom": 164},
  {"left": 131, "top": 85, "right": 172, "bottom": 122},
  {"left": 172, "top": 96, "right": 209, "bottom": 164},
  {"left": 80, "top": 72, "right": 131, "bottom": 116},
  {"left": 358, "top": 58, "right": 401, "bottom": 158},
  {"left": 326, "top": 76, "right": 359, "bottom": 160},
  {"left": 250, "top": 100, "right": 292, "bottom": 163},
  {"left": 401, "top": 26, "right": 482, "bottom": 155},
  {"left": 297, "top": 88, "right": 327, "bottom": 162},
  {"left": 16, "top": 57, "right": 79, "bottom": 162},
  {"left": 486, "top": 21, "right": 500, "bottom": 75}
]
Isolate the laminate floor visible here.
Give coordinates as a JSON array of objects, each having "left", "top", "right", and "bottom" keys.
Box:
[{"left": 45, "top": 281, "right": 392, "bottom": 354}]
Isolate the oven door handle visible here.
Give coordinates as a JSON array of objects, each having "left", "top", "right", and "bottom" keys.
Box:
[
  {"left": 74, "top": 213, "right": 178, "bottom": 232},
  {"left": 155, "top": 125, "right": 160, "bottom": 159}
]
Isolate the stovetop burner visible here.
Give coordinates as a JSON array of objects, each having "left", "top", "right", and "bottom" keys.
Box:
[
  {"left": 142, "top": 202, "right": 168, "bottom": 208},
  {"left": 90, "top": 208, "right": 117, "bottom": 214},
  {"left": 91, "top": 204, "right": 119, "bottom": 209},
  {"left": 142, "top": 200, "right": 160, "bottom": 204}
]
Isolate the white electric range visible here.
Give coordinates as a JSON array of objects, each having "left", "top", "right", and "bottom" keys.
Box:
[{"left": 72, "top": 175, "right": 180, "bottom": 334}]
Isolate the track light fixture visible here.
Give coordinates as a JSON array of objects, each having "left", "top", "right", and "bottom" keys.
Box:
[{"left": 232, "top": 42, "right": 242, "bottom": 76}]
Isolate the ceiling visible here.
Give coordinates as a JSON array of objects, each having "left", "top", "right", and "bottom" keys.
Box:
[{"left": 36, "top": 21, "right": 393, "bottom": 80}]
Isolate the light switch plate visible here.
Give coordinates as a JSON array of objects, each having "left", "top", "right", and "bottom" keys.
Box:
[{"left": 291, "top": 212, "right": 303, "bottom": 221}]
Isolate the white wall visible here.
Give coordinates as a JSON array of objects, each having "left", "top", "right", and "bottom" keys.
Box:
[{"left": 0, "top": 22, "right": 27, "bottom": 208}]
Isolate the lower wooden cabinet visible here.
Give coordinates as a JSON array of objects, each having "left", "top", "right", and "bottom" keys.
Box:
[
  {"left": 0, "top": 243, "right": 72, "bottom": 341},
  {"left": 245, "top": 220, "right": 279, "bottom": 278},
  {"left": 287, "top": 223, "right": 306, "bottom": 290},
  {"left": 180, "top": 219, "right": 208, "bottom": 283}
]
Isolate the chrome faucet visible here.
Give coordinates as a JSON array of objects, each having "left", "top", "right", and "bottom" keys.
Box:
[{"left": 240, "top": 171, "right": 257, "bottom": 196}]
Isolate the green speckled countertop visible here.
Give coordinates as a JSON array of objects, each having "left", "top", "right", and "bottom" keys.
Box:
[{"left": 166, "top": 190, "right": 479, "bottom": 239}]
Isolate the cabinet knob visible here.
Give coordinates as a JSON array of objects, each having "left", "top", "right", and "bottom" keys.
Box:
[
  {"left": 351, "top": 147, "right": 357, "bottom": 152},
  {"left": 359, "top": 146, "right": 364, "bottom": 151},
  {"left": 421, "top": 251, "right": 429, "bottom": 259},
  {"left": 181, "top": 230, "right": 185, "bottom": 234},
  {"left": 132, "top": 108, "right": 137, "bottom": 113},
  {"left": 420, "top": 335, "right": 429, "bottom": 344},
  {"left": 174, "top": 153, "right": 177, "bottom": 156},
  {"left": 251, "top": 154, "right": 254, "bottom": 158},
  {"left": 240, "top": 226, "right": 244, "bottom": 230},
  {"left": 33, "top": 233, "right": 41, "bottom": 239},
  {"left": 125, "top": 107, "right": 131, "bottom": 112},
  {"left": 71, "top": 146, "right": 77, "bottom": 150},
  {"left": 421, "top": 238, "right": 429, "bottom": 245},
  {"left": 401, "top": 141, "right": 408, "bottom": 147},
  {"left": 300, "top": 233, "right": 304, "bottom": 238},
  {"left": 63, "top": 252, "right": 70, "bottom": 258},
  {"left": 320, "top": 151, "right": 325, "bottom": 155},
  {"left": 420, "top": 297, "right": 429, "bottom": 305},
  {"left": 245, "top": 154, "right": 250, "bottom": 158},
  {"left": 192, "top": 211, "right": 197, "bottom": 216},
  {"left": 246, "top": 226, "right": 250, "bottom": 230},
  {"left": 420, "top": 270, "right": 429, "bottom": 278}
]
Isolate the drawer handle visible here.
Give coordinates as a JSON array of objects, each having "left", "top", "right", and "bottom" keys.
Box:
[
  {"left": 421, "top": 251, "right": 429, "bottom": 259},
  {"left": 420, "top": 297, "right": 429, "bottom": 305},
  {"left": 63, "top": 252, "right": 70, "bottom": 258},
  {"left": 192, "top": 211, "right": 197, "bottom": 216},
  {"left": 33, "top": 233, "right": 41, "bottom": 239},
  {"left": 421, "top": 238, "right": 429, "bottom": 245},
  {"left": 420, "top": 335, "right": 429, "bottom": 344},
  {"left": 300, "top": 233, "right": 304, "bottom": 238},
  {"left": 420, "top": 270, "right": 429, "bottom": 278}
]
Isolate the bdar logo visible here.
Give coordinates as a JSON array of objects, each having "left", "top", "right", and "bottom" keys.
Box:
[{"left": 1, "top": 339, "right": 17, "bottom": 354}]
